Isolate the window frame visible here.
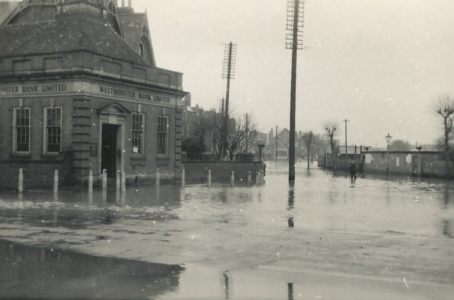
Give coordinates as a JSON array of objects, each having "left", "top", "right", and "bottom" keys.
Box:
[
  {"left": 157, "top": 115, "right": 169, "bottom": 156},
  {"left": 131, "top": 112, "right": 145, "bottom": 156},
  {"left": 139, "top": 43, "right": 144, "bottom": 57},
  {"left": 43, "top": 107, "right": 62, "bottom": 155},
  {"left": 12, "top": 107, "right": 31, "bottom": 155}
]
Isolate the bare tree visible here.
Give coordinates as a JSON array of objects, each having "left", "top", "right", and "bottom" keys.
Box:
[
  {"left": 237, "top": 113, "right": 258, "bottom": 156},
  {"left": 324, "top": 122, "right": 338, "bottom": 156},
  {"left": 434, "top": 96, "right": 454, "bottom": 166},
  {"left": 207, "top": 110, "right": 224, "bottom": 160},
  {"left": 224, "top": 113, "right": 258, "bottom": 161},
  {"left": 312, "top": 134, "right": 325, "bottom": 158},
  {"left": 302, "top": 131, "right": 314, "bottom": 168}
]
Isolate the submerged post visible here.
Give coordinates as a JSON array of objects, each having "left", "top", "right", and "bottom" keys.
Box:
[
  {"left": 102, "top": 169, "right": 107, "bottom": 189},
  {"left": 207, "top": 169, "right": 211, "bottom": 187},
  {"left": 230, "top": 171, "right": 235, "bottom": 187},
  {"left": 121, "top": 172, "right": 126, "bottom": 192},
  {"left": 53, "top": 170, "right": 59, "bottom": 193},
  {"left": 116, "top": 170, "right": 121, "bottom": 190},
  {"left": 88, "top": 170, "right": 93, "bottom": 193},
  {"left": 156, "top": 168, "right": 160, "bottom": 186},
  {"left": 18, "top": 168, "right": 24, "bottom": 192},
  {"left": 182, "top": 168, "right": 185, "bottom": 187}
]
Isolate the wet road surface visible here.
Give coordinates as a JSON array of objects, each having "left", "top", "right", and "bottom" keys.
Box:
[{"left": 0, "top": 162, "right": 453, "bottom": 299}]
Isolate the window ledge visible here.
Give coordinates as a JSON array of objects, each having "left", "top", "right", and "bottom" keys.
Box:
[
  {"left": 131, "top": 155, "right": 146, "bottom": 161},
  {"left": 10, "top": 154, "right": 31, "bottom": 159}
]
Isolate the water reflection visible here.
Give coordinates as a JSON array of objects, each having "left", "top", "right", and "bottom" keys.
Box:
[
  {"left": 444, "top": 182, "right": 451, "bottom": 207},
  {"left": 287, "top": 188, "right": 295, "bottom": 211},
  {"left": 288, "top": 282, "right": 294, "bottom": 300},
  {"left": 0, "top": 239, "right": 183, "bottom": 299},
  {"left": 221, "top": 270, "right": 230, "bottom": 299},
  {"left": 288, "top": 187, "right": 295, "bottom": 227},
  {"left": 443, "top": 219, "right": 453, "bottom": 238}
]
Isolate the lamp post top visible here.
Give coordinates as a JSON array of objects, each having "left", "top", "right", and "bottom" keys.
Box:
[{"left": 385, "top": 133, "right": 392, "bottom": 144}]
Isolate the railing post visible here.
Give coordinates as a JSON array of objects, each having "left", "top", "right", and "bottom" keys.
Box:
[
  {"left": 231, "top": 171, "right": 235, "bottom": 187},
  {"left": 88, "top": 170, "right": 93, "bottom": 193},
  {"left": 53, "top": 170, "right": 59, "bottom": 193},
  {"left": 207, "top": 169, "right": 211, "bottom": 187},
  {"left": 256, "top": 171, "right": 260, "bottom": 186},
  {"left": 182, "top": 168, "right": 185, "bottom": 187},
  {"left": 116, "top": 170, "right": 121, "bottom": 191},
  {"left": 121, "top": 172, "right": 126, "bottom": 192},
  {"left": 102, "top": 169, "right": 107, "bottom": 189},
  {"left": 247, "top": 171, "right": 252, "bottom": 186},
  {"left": 18, "top": 168, "right": 24, "bottom": 192},
  {"left": 156, "top": 168, "right": 160, "bottom": 186}
]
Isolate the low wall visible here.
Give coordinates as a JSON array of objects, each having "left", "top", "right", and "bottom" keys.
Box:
[
  {"left": 182, "top": 161, "right": 266, "bottom": 184},
  {"left": 318, "top": 151, "right": 453, "bottom": 178},
  {"left": 0, "top": 153, "right": 73, "bottom": 190}
]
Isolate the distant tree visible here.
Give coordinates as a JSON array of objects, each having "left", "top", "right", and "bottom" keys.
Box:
[
  {"left": 207, "top": 111, "right": 224, "bottom": 160},
  {"left": 390, "top": 140, "right": 411, "bottom": 151},
  {"left": 312, "top": 134, "right": 326, "bottom": 158},
  {"left": 236, "top": 113, "right": 258, "bottom": 156},
  {"left": 182, "top": 137, "right": 206, "bottom": 160},
  {"left": 225, "top": 113, "right": 258, "bottom": 161},
  {"left": 182, "top": 114, "right": 209, "bottom": 160},
  {"left": 302, "top": 131, "right": 314, "bottom": 168},
  {"left": 434, "top": 96, "right": 454, "bottom": 164},
  {"left": 324, "top": 122, "right": 338, "bottom": 156}
]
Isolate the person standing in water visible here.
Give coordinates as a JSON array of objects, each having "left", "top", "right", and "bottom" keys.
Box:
[{"left": 349, "top": 161, "right": 357, "bottom": 181}]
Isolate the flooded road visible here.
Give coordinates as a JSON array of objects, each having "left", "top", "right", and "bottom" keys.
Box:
[{"left": 1, "top": 162, "right": 453, "bottom": 299}]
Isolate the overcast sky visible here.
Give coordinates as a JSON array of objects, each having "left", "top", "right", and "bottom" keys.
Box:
[{"left": 138, "top": 1, "right": 452, "bottom": 147}]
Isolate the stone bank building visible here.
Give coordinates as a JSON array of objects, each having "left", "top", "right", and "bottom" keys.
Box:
[{"left": 0, "top": 0, "right": 187, "bottom": 189}]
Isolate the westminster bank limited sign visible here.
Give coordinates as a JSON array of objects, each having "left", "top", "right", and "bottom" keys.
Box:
[{"left": 0, "top": 81, "right": 178, "bottom": 106}]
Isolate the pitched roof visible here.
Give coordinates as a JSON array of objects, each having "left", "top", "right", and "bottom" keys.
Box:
[
  {"left": 119, "top": 12, "right": 147, "bottom": 49},
  {"left": 0, "top": 1, "right": 21, "bottom": 26},
  {"left": 118, "top": 10, "right": 155, "bottom": 66},
  {"left": 0, "top": 13, "right": 150, "bottom": 66}
]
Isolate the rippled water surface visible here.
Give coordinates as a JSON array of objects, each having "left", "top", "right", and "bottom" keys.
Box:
[
  {"left": 1, "top": 162, "right": 453, "bottom": 299},
  {"left": 1, "top": 162, "right": 453, "bottom": 237}
]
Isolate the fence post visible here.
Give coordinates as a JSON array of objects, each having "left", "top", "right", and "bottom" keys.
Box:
[
  {"left": 182, "top": 168, "right": 185, "bottom": 187},
  {"left": 116, "top": 170, "right": 120, "bottom": 191},
  {"left": 256, "top": 171, "right": 259, "bottom": 186},
  {"left": 247, "top": 171, "right": 251, "bottom": 186},
  {"left": 207, "top": 169, "right": 211, "bottom": 187},
  {"left": 121, "top": 172, "right": 126, "bottom": 192},
  {"left": 102, "top": 169, "right": 107, "bottom": 189},
  {"left": 88, "top": 170, "right": 93, "bottom": 193},
  {"left": 18, "top": 168, "right": 24, "bottom": 192},
  {"left": 156, "top": 168, "right": 160, "bottom": 186},
  {"left": 53, "top": 170, "right": 59, "bottom": 193},
  {"left": 231, "top": 171, "right": 235, "bottom": 187}
]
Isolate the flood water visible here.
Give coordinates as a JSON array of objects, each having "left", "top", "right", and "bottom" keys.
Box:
[{"left": 1, "top": 162, "right": 453, "bottom": 299}]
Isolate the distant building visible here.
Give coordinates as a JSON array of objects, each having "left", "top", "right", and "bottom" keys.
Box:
[{"left": 0, "top": 0, "right": 188, "bottom": 189}]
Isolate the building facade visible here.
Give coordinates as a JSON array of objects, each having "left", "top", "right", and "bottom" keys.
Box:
[{"left": 0, "top": 0, "right": 187, "bottom": 189}]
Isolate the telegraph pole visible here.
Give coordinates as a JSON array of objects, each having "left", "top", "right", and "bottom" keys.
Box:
[
  {"left": 222, "top": 42, "right": 237, "bottom": 159},
  {"left": 245, "top": 113, "right": 249, "bottom": 154},
  {"left": 275, "top": 126, "right": 278, "bottom": 161},
  {"left": 343, "top": 119, "right": 350, "bottom": 159},
  {"left": 286, "top": 0, "right": 305, "bottom": 183}
]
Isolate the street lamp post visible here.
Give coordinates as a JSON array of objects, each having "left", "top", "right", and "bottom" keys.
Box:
[{"left": 385, "top": 133, "right": 392, "bottom": 176}]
